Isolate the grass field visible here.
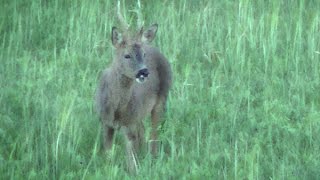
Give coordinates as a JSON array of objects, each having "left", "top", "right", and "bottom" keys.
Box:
[{"left": 1, "top": 0, "right": 320, "bottom": 179}]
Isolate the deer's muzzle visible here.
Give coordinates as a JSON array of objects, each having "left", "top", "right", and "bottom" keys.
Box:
[{"left": 136, "top": 68, "right": 149, "bottom": 83}]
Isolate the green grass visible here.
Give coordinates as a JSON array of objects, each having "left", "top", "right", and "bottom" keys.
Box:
[{"left": 1, "top": 0, "right": 320, "bottom": 179}]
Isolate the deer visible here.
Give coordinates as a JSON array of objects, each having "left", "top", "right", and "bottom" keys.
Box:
[{"left": 95, "top": 4, "right": 172, "bottom": 174}]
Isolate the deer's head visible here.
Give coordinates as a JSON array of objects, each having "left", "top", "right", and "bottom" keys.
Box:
[{"left": 111, "top": 24, "right": 158, "bottom": 83}]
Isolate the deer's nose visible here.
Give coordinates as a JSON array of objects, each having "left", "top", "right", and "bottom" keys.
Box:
[
  {"left": 136, "top": 68, "right": 149, "bottom": 78},
  {"left": 135, "top": 68, "right": 149, "bottom": 84}
]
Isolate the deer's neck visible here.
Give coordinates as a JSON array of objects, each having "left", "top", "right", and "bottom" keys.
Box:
[
  {"left": 109, "top": 64, "right": 135, "bottom": 108},
  {"left": 119, "top": 74, "right": 134, "bottom": 89},
  {"left": 110, "top": 64, "right": 134, "bottom": 89},
  {"left": 116, "top": 73, "right": 135, "bottom": 108}
]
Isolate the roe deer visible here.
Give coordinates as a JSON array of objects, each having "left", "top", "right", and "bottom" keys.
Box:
[{"left": 95, "top": 12, "right": 172, "bottom": 173}]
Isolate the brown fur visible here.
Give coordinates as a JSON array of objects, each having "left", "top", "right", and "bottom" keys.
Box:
[{"left": 95, "top": 24, "right": 172, "bottom": 173}]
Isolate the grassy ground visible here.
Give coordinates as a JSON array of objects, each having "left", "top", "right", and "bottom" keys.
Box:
[{"left": 1, "top": 0, "right": 320, "bottom": 179}]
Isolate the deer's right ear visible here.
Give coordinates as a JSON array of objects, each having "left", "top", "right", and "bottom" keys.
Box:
[
  {"left": 111, "top": 27, "right": 122, "bottom": 47},
  {"left": 141, "top": 24, "right": 158, "bottom": 43}
]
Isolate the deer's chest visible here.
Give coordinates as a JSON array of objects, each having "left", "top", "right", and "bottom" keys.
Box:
[{"left": 113, "top": 91, "right": 156, "bottom": 127}]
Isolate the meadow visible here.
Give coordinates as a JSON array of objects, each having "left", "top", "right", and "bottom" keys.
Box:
[{"left": 1, "top": 0, "right": 320, "bottom": 179}]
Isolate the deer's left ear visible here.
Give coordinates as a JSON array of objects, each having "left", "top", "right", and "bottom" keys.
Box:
[{"left": 141, "top": 24, "right": 158, "bottom": 43}]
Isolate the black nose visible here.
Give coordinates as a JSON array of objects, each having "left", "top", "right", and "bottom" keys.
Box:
[{"left": 136, "top": 68, "right": 149, "bottom": 78}]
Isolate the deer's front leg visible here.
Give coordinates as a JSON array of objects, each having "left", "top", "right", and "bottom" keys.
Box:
[{"left": 103, "top": 124, "right": 115, "bottom": 150}]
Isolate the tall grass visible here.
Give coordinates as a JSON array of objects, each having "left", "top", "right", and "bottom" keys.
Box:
[{"left": 1, "top": 0, "right": 320, "bottom": 179}]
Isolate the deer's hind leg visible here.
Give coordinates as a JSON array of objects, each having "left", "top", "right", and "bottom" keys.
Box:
[
  {"left": 150, "top": 97, "right": 166, "bottom": 156},
  {"left": 122, "top": 123, "right": 145, "bottom": 174}
]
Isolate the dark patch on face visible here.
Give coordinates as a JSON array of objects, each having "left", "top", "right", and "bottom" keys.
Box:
[
  {"left": 132, "top": 43, "right": 143, "bottom": 63},
  {"left": 133, "top": 43, "right": 141, "bottom": 49}
]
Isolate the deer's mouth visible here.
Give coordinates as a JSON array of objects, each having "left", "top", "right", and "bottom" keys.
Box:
[{"left": 135, "top": 68, "right": 149, "bottom": 83}]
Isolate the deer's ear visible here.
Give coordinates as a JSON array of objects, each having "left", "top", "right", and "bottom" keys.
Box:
[
  {"left": 142, "top": 24, "right": 158, "bottom": 43},
  {"left": 111, "top": 27, "right": 123, "bottom": 47}
]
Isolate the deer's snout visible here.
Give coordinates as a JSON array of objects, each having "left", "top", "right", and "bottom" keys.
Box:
[{"left": 135, "top": 68, "right": 149, "bottom": 83}]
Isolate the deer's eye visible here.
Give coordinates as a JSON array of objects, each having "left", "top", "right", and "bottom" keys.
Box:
[{"left": 124, "top": 54, "right": 131, "bottom": 59}]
